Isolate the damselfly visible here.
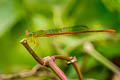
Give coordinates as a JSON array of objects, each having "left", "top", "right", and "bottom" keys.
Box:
[{"left": 25, "top": 25, "right": 115, "bottom": 44}]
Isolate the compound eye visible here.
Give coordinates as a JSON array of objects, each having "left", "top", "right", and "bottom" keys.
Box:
[
  {"left": 28, "top": 32, "right": 33, "bottom": 37},
  {"left": 26, "top": 30, "right": 31, "bottom": 37}
]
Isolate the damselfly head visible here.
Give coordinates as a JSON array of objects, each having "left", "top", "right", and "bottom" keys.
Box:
[{"left": 26, "top": 30, "right": 33, "bottom": 37}]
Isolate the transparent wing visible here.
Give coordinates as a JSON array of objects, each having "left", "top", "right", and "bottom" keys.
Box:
[{"left": 44, "top": 25, "right": 88, "bottom": 33}]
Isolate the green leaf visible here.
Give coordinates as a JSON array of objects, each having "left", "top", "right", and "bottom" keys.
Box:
[{"left": 0, "top": 0, "right": 22, "bottom": 37}]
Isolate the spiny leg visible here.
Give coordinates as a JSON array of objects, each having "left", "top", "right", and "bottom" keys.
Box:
[
  {"left": 33, "top": 39, "right": 40, "bottom": 50},
  {"left": 30, "top": 37, "right": 40, "bottom": 50},
  {"left": 32, "top": 37, "right": 39, "bottom": 46},
  {"left": 30, "top": 37, "right": 34, "bottom": 42}
]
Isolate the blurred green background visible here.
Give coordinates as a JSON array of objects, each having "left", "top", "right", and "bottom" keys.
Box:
[{"left": 0, "top": 0, "right": 120, "bottom": 80}]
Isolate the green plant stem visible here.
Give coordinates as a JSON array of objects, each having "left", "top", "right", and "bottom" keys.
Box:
[{"left": 84, "top": 42, "right": 120, "bottom": 76}]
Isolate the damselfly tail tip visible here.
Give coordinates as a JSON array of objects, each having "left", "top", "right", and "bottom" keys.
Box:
[{"left": 104, "top": 29, "right": 116, "bottom": 33}]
